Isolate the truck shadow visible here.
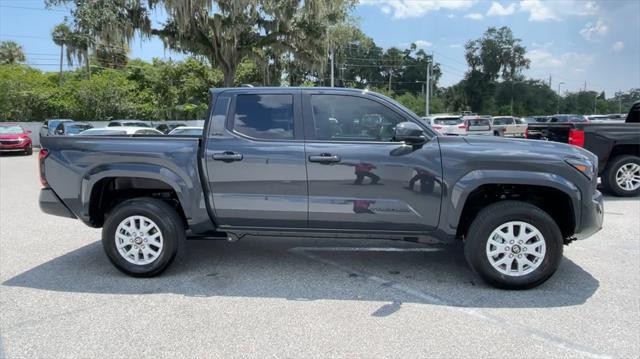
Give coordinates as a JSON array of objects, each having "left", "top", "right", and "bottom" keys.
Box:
[{"left": 2, "top": 237, "right": 599, "bottom": 309}]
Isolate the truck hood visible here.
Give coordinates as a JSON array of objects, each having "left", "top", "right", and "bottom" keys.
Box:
[{"left": 461, "top": 135, "right": 598, "bottom": 163}]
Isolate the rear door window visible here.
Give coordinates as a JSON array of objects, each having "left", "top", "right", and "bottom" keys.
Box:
[{"left": 232, "top": 94, "right": 294, "bottom": 140}]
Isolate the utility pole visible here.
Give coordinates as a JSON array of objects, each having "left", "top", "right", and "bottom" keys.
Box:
[
  {"left": 619, "top": 92, "right": 622, "bottom": 113},
  {"left": 330, "top": 47, "right": 334, "bottom": 87},
  {"left": 594, "top": 92, "right": 597, "bottom": 114},
  {"left": 58, "top": 43, "right": 64, "bottom": 86},
  {"left": 425, "top": 55, "right": 432, "bottom": 117},
  {"left": 548, "top": 74, "right": 552, "bottom": 88},
  {"left": 583, "top": 81, "right": 587, "bottom": 92},
  {"left": 557, "top": 81, "right": 564, "bottom": 114}
]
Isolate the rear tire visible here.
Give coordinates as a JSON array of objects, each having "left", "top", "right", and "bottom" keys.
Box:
[
  {"left": 464, "top": 201, "right": 563, "bottom": 289},
  {"left": 601, "top": 155, "right": 640, "bottom": 197},
  {"left": 102, "top": 197, "right": 184, "bottom": 277}
]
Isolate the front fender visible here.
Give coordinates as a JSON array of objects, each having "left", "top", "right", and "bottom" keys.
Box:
[{"left": 441, "top": 170, "right": 581, "bottom": 235}]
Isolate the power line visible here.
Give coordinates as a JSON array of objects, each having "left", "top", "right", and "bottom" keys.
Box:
[{"left": 0, "top": 4, "right": 68, "bottom": 12}]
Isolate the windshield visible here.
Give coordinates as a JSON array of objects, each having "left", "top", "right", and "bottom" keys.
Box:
[
  {"left": 66, "top": 124, "right": 92, "bottom": 134},
  {"left": 492, "top": 118, "right": 513, "bottom": 125},
  {"left": 433, "top": 117, "right": 462, "bottom": 125},
  {"left": 0, "top": 125, "right": 25, "bottom": 134}
]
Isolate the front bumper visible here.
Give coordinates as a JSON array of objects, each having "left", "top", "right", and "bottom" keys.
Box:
[
  {"left": 574, "top": 190, "right": 604, "bottom": 240},
  {"left": 0, "top": 141, "right": 31, "bottom": 152},
  {"left": 39, "top": 188, "right": 76, "bottom": 219}
]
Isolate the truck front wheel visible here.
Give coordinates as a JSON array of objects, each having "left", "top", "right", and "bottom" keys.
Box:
[
  {"left": 102, "top": 198, "right": 183, "bottom": 277},
  {"left": 464, "top": 201, "right": 563, "bottom": 289},
  {"left": 601, "top": 155, "right": 640, "bottom": 197}
]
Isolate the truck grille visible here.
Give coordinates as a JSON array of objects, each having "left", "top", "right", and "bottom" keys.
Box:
[{"left": 0, "top": 140, "right": 20, "bottom": 145}]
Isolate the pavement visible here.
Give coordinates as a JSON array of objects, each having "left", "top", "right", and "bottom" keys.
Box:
[{"left": 1, "top": 152, "right": 639, "bottom": 358}]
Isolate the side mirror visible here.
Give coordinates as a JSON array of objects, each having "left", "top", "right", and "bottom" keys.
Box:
[
  {"left": 394, "top": 121, "right": 426, "bottom": 145},
  {"left": 55, "top": 129, "right": 64, "bottom": 135}
]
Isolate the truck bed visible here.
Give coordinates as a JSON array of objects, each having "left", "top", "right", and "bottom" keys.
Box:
[{"left": 39, "top": 135, "right": 209, "bottom": 229}]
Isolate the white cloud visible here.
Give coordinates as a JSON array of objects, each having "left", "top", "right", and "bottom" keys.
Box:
[
  {"left": 414, "top": 40, "right": 433, "bottom": 48},
  {"left": 612, "top": 41, "right": 624, "bottom": 51},
  {"left": 449, "top": 44, "right": 463, "bottom": 48},
  {"left": 518, "top": 0, "right": 598, "bottom": 22},
  {"left": 464, "top": 13, "right": 484, "bottom": 20},
  {"left": 579, "top": 19, "right": 608, "bottom": 40},
  {"left": 527, "top": 49, "right": 594, "bottom": 69},
  {"left": 486, "top": 2, "right": 516, "bottom": 16},
  {"left": 519, "top": 0, "right": 558, "bottom": 21},
  {"left": 447, "top": 13, "right": 455, "bottom": 19},
  {"left": 360, "top": 0, "right": 477, "bottom": 19}
]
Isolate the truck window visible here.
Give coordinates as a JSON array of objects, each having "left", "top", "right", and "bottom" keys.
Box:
[
  {"left": 310, "top": 95, "right": 403, "bottom": 142},
  {"left": 233, "top": 94, "right": 294, "bottom": 140},
  {"left": 210, "top": 97, "right": 230, "bottom": 136}
]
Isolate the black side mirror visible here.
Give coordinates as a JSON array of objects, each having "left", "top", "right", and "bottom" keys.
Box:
[{"left": 394, "top": 121, "right": 426, "bottom": 145}]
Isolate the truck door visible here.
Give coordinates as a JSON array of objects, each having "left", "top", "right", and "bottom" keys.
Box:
[
  {"left": 303, "top": 92, "right": 442, "bottom": 232},
  {"left": 203, "top": 90, "right": 308, "bottom": 229}
]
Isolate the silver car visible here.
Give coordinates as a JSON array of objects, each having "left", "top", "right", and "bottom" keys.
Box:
[{"left": 461, "top": 116, "right": 493, "bottom": 136}]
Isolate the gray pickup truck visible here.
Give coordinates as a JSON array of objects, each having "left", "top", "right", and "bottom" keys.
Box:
[{"left": 39, "top": 87, "right": 604, "bottom": 289}]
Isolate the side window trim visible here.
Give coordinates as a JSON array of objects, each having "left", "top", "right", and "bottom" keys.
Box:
[{"left": 302, "top": 92, "right": 408, "bottom": 143}]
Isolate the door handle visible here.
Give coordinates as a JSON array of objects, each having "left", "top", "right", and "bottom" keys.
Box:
[
  {"left": 309, "top": 153, "right": 341, "bottom": 163},
  {"left": 212, "top": 151, "right": 243, "bottom": 162}
]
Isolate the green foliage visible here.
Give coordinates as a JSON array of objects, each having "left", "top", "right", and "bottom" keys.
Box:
[
  {"left": 0, "top": 41, "right": 26, "bottom": 64},
  {"left": 0, "top": 56, "right": 226, "bottom": 121}
]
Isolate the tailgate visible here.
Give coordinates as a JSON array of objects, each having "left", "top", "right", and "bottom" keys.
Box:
[{"left": 526, "top": 124, "right": 573, "bottom": 143}]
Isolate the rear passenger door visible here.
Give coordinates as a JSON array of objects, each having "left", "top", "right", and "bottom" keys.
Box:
[{"left": 203, "top": 90, "right": 308, "bottom": 229}]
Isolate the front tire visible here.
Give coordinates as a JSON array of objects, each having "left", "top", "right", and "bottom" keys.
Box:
[
  {"left": 601, "top": 155, "right": 640, "bottom": 197},
  {"left": 102, "top": 198, "right": 184, "bottom": 277},
  {"left": 464, "top": 201, "right": 563, "bottom": 289},
  {"left": 24, "top": 146, "right": 32, "bottom": 156}
]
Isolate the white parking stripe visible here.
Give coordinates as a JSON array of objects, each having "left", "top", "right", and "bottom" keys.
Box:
[{"left": 290, "top": 246, "right": 612, "bottom": 359}]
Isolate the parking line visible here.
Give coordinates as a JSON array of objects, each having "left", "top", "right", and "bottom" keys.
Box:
[{"left": 290, "top": 246, "right": 612, "bottom": 359}]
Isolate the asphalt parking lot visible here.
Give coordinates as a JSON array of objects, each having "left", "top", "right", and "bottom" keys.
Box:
[{"left": 1, "top": 152, "right": 638, "bottom": 358}]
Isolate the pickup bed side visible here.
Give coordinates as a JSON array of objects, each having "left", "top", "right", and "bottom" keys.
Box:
[{"left": 39, "top": 136, "right": 215, "bottom": 233}]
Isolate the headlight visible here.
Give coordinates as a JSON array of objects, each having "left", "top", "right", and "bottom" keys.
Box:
[
  {"left": 565, "top": 156, "right": 595, "bottom": 179},
  {"left": 17, "top": 138, "right": 25, "bottom": 142}
]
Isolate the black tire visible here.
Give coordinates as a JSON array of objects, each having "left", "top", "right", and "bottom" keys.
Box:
[
  {"left": 464, "top": 201, "right": 563, "bottom": 290},
  {"left": 24, "top": 146, "right": 33, "bottom": 156},
  {"left": 102, "top": 197, "right": 184, "bottom": 277},
  {"left": 601, "top": 155, "right": 640, "bottom": 197},
  {"left": 494, "top": 131, "right": 501, "bottom": 136}
]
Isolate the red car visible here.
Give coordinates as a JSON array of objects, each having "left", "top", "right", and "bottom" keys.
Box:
[{"left": 0, "top": 123, "right": 33, "bottom": 155}]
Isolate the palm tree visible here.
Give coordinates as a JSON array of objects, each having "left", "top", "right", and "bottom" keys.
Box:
[
  {"left": 52, "top": 23, "right": 71, "bottom": 85},
  {"left": 0, "top": 41, "right": 26, "bottom": 64}
]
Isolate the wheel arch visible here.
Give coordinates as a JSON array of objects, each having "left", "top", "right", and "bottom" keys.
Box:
[{"left": 443, "top": 170, "right": 580, "bottom": 240}]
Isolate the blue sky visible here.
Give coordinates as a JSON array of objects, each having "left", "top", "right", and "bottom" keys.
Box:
[{"left": 1, "top": 0, "right": 638, "bottom": 97}]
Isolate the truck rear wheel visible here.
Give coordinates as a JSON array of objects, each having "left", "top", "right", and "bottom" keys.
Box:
[
  {"left": 464, "top": 201, "right": 563, "bottom": 289},
  {"left": 601, "top": 155, "right": 640, "bottom": 197},
  {"left": 102, "top": 198, "right": 183, "bottom": 277}
]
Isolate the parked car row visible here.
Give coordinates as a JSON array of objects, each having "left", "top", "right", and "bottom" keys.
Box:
[
  {"left": 39, "top": 119, "right": 203, "bottom": 137},
  {"left": 422, "top": 114, "right": 525, "bottom": 137}
]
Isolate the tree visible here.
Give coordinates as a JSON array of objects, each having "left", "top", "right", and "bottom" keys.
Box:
[
  {"left": 94, "top": 42, "right": 129, "bottom": 69},
  {"left": 52, "top": 23, "right": 72, "bottom": 84},
  {"left": 49, "top": 0, "right": 354, "bottom": 87},
  {"left": 464, "top": 26, "right": 529, "bottom": 81},
  {"left": 0, "top": 41, "right": 26, "bottom": 64}
]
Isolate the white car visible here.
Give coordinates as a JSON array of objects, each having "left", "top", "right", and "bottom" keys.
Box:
[
  {"left": 78, "top": 127, "right": 164, "bottom": 136},
  {"left": 422, "top": 115, "right": 466, "bottom": 136},
  {"left": 491, "top": 116, "right": 527, "bottom": 137},
  {"left": 168, "top": 126, "right": 204, "bottom": 135}
]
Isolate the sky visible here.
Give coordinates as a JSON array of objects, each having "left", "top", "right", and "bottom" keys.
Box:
[{"left": 1, "top": 0, "right": 638, "bottom": 97}]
